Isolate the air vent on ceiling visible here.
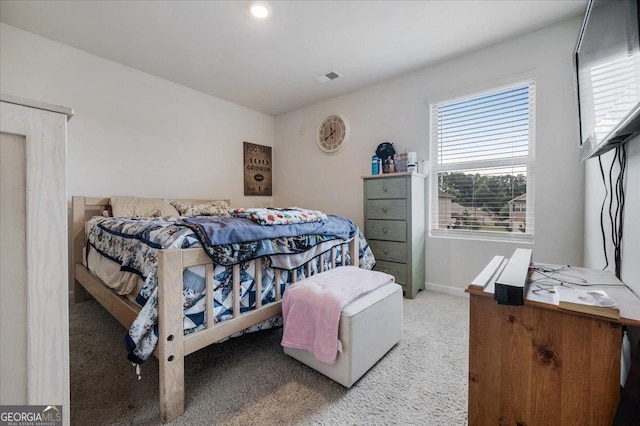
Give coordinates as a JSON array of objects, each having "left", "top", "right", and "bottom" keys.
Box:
[{"left": 315, "top": 70, "right": 341, "bottom": 83}]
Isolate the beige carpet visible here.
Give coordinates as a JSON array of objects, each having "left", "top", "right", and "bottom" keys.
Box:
[{"left": 70, "top": 290, "right": 469, "bottom": 425}]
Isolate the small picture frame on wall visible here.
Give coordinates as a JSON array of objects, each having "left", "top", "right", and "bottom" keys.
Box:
[{"left": 243, "top": 141, "right": 272, "bottom": 196}]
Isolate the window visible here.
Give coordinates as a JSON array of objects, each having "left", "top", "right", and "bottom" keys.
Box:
[{"left": 430, "top": 81, "right": 535, "bottom": 242}]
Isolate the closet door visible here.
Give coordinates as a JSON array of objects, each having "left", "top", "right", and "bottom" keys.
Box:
[
  {"left": 1, "top": 128, "right": 28, "bottom": 403},
  {"left": 1, "top": 97, "right": 70, "bottom": 425}
]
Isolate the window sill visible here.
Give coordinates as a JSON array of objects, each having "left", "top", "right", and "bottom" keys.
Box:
[{"left": 430, "top": 228, "right": 534, "bottom": 244}]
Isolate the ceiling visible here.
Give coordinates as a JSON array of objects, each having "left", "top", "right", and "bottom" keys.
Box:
[{"left": 0, "top": 0, "right": 587, "bottom": 116}]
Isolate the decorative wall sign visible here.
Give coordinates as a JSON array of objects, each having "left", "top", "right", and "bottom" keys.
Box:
[{"left": 243, "top": 141, "right": 272, "bottom": 196}]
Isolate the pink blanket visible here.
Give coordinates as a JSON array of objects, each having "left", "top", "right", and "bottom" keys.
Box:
[{"left": 281, "top": 266, "right": 394, "bottom": 364}]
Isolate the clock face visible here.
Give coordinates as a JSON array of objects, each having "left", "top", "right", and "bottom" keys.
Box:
[{"left": 317, "top": 113, "right": 350, "bottom": 154}]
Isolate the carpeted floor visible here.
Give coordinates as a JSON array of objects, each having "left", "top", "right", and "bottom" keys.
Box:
[{"left": 70, "top": 290, "right": 469, "bottom": 425}]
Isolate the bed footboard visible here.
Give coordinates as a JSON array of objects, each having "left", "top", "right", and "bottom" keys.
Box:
[{"left": 155, "top": 236, "right": 359, "bottom": 422}]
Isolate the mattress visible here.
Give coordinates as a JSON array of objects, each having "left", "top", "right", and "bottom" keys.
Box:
[{"left": 87, "top": 248, "right": 143, "bottom": 304}]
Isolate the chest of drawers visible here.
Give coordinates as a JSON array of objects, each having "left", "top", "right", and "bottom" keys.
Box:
[{"left": 362, "top": 173, "right": 425, "bottom": 298}]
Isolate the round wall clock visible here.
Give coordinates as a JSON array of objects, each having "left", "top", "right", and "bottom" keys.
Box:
[{"left": 317, "top": 113, "right": 350, "bottom": 154}]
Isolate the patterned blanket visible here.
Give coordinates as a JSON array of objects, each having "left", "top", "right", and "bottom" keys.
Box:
[
  {"left": 230, "top": 207, "right": 327, "bottom": 225},
  {"left": 86, "top": 216, "right": 375, "bottom": 363}
]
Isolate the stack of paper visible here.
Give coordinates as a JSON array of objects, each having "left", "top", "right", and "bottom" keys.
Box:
[{"left": 553, "top": 287, "right": 620, "bottom": 320}]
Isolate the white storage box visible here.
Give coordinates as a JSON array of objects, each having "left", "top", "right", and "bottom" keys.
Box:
[{"left": 283, "top": 280, "right": 403, "bottom": 387}]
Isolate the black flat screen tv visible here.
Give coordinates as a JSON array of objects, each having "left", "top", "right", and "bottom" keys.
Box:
[{"left": 575, "top": 0, "right": 640, "bottom": 161}]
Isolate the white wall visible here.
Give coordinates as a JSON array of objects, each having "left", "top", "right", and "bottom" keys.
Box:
[
  {"left": 584, "top": 135, "right": 640, "bottom": 296},
  {"left": 0, "top": 23, "right": 275, "bottom": 206},
  {"left": 274, "top": 18, "right": 585, "bottom": 293}
]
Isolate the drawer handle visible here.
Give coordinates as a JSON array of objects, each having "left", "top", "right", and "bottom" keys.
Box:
[
  {"left": 382, "top": 207, "right": 388, "bottom": 213},
  {"left": 382, "top": 227, "right": 388, "bottom": 233},
  {"left": 383, "top": 186, "right": 388, "bottom": 192},
  {"left": 383, "top": 248, "right": 389, "bottom": 254}
]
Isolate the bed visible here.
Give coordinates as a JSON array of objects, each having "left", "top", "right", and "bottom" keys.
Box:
[{"left": 71, "top": 196, "right": 373, "bottom": 423}]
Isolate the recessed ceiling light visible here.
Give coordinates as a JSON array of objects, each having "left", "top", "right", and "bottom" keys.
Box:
[{"left": 248, "top": 1, "right": 271, "bottom": 19}]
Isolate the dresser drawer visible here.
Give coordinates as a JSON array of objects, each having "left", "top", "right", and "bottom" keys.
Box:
[
  {"left": 366, "top": 199, "right": 407, "bottom": 220},
  {"left": 365, "top": 177, "right": 407, "bottom": 199},
  {"left": 368, "top": 240, "right": 406, "bottom": 263},
  {"left": 373, "top": 260, "right": 407, "bottom": 284},
  {"left": 366, "top": 220, "right": 406, "bottom": 242}
]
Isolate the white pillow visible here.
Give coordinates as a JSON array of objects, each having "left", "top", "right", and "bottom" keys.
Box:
[
  {"left": 170, "top": 200, "right": 230, "bottom": 217},
  {"left": 110, "top": 196, "right": 180, "bottom": 218}
]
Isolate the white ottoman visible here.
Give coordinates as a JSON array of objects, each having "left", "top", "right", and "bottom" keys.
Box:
[{"left": 283, "top": 280, "right": 403, "bottom": 388}]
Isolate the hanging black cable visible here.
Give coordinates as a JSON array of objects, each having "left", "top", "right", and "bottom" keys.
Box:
[
  {"left": 614, "top": 144, "right": 627, "bottom": 278},
  {"left": 599, "top": 144, "right": 627, "bottom": 279},
  {"left": 607, "top": 148, "right": 618, "bottom": 262},
  {"left": 598, "top": 155, "right": 609, "bottom": 270}
]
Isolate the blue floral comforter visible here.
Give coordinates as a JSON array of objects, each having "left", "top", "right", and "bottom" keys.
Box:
[{"left": 86, "top": 216, "right": 375, "bottom": 363}]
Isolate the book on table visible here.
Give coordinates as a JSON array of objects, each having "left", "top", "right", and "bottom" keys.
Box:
[{"left": 553, "top": 287, "right": 620, "bottom": 320}]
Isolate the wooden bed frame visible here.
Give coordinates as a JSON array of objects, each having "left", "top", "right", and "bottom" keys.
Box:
[{"left": 71, "top": 196, "right": 359, "bottom": 423}]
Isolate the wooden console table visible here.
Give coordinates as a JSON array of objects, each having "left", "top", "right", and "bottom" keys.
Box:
[{"left": 467, "top": 266, "right": 640, "bottom": 425}]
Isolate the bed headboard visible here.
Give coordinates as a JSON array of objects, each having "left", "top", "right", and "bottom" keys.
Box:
[{"left": 71, "top": 196, "right": 230, "bottom": 269}]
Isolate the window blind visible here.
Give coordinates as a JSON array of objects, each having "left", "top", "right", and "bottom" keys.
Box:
[
  {"left": 587, "top": 53, "right": 640, "bottom": 143},
  {"left": 430, "top": 81, "right": 535, "bottom": 242}
]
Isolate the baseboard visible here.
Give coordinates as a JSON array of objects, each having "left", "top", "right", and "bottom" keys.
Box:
[{"left": 424, "top": 282, "right": 469, "bottom": 298}]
